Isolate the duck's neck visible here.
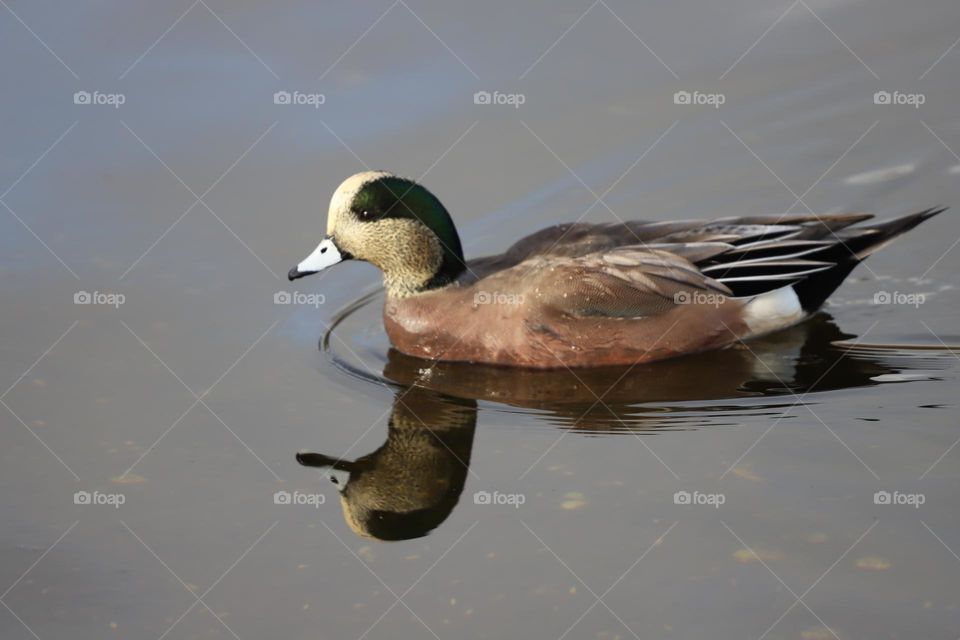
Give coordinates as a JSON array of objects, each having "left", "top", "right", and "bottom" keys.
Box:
[
  {"left": 384, "top": 220, "right": 467, "bottom": 298},
  {"left": 384, "top": 254, "right": 466, "bottom": 298},
  {"left": 421, "top": 206, "right": 467, "bottom": 293},
  {"left": 423, "top": 249, "right": 467, "bottom": 290}
]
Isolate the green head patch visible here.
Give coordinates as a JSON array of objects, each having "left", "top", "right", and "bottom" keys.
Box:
[{"left": 350, "top": 176, "right": 465, "bottom": 283}]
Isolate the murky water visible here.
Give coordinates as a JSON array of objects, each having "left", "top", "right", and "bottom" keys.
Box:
[{"left": 3, "top": 0, "right": 960, "bottom": 638}]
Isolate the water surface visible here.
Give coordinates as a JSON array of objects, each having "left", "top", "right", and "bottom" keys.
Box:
[{"left": 2, "top": 0, "right": 960, "bottom": 638}]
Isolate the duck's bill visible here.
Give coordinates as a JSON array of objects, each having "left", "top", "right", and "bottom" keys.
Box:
[
  {"left": 288, "top": 237, "right": 344, "bottom": 281},
  {"left": 295, "top": 452, "right": 352, "bottom": 491}
]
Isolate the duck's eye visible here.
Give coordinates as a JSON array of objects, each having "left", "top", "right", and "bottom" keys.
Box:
[{"left": 355, "top": 208, "right": 379, "bottom": 222}]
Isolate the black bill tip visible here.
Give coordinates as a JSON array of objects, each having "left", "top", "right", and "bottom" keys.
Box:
[{"left": 288, "top": 267, "right": 315, "bottom": 281}]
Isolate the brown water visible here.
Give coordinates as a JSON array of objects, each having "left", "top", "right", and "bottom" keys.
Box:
[{"left": 3, "top": 1, "right": 960, "bottom": 638}]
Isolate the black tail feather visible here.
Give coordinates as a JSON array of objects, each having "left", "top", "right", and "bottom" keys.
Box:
[{"left": 792, "top": 207, "right": 947, "bottom": 311}]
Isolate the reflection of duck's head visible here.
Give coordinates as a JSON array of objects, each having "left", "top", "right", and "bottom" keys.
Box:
[{"left": 297, "top": 388, "right": 476, "bottom": 541}]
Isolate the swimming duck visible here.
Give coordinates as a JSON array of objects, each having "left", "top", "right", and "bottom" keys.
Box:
[{"left": 289, "top": 171, "right": 944, "bottom": 368}]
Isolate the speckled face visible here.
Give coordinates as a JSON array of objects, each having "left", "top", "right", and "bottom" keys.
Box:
[{"left": 290, "top": 171, "right": 466, "bottom": 297}]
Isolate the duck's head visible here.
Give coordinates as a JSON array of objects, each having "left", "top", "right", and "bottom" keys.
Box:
[{"left": 288, "top": 171, "right": 466, "bottom": 297}]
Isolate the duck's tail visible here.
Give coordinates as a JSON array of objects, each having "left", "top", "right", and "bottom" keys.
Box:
[{"left": 791, "top": 207, "right": 947, "bottom": 312}]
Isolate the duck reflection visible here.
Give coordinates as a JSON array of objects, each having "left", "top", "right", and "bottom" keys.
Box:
[
  {"left": 378, "top": 314, "right": 935, "bottom": 430},
  {"left": 297, "top": 388, "right": 475, "bottom": 541},
  {"left": 303, "top": 312, "right": 942, "bottom": 540}
]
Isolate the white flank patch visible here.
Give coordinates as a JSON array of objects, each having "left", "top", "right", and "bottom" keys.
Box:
[{"left": 742, "top": 286, "right": 805, "bottom": 337}]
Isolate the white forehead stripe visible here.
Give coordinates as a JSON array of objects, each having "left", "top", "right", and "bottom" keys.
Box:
[{"left": 327, "top": 170, "right": 394, "bottom": 233}]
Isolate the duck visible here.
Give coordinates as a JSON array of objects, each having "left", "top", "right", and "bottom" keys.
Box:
[{"left": 288, "top": 170, "right": 945, "bottom": 369}]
